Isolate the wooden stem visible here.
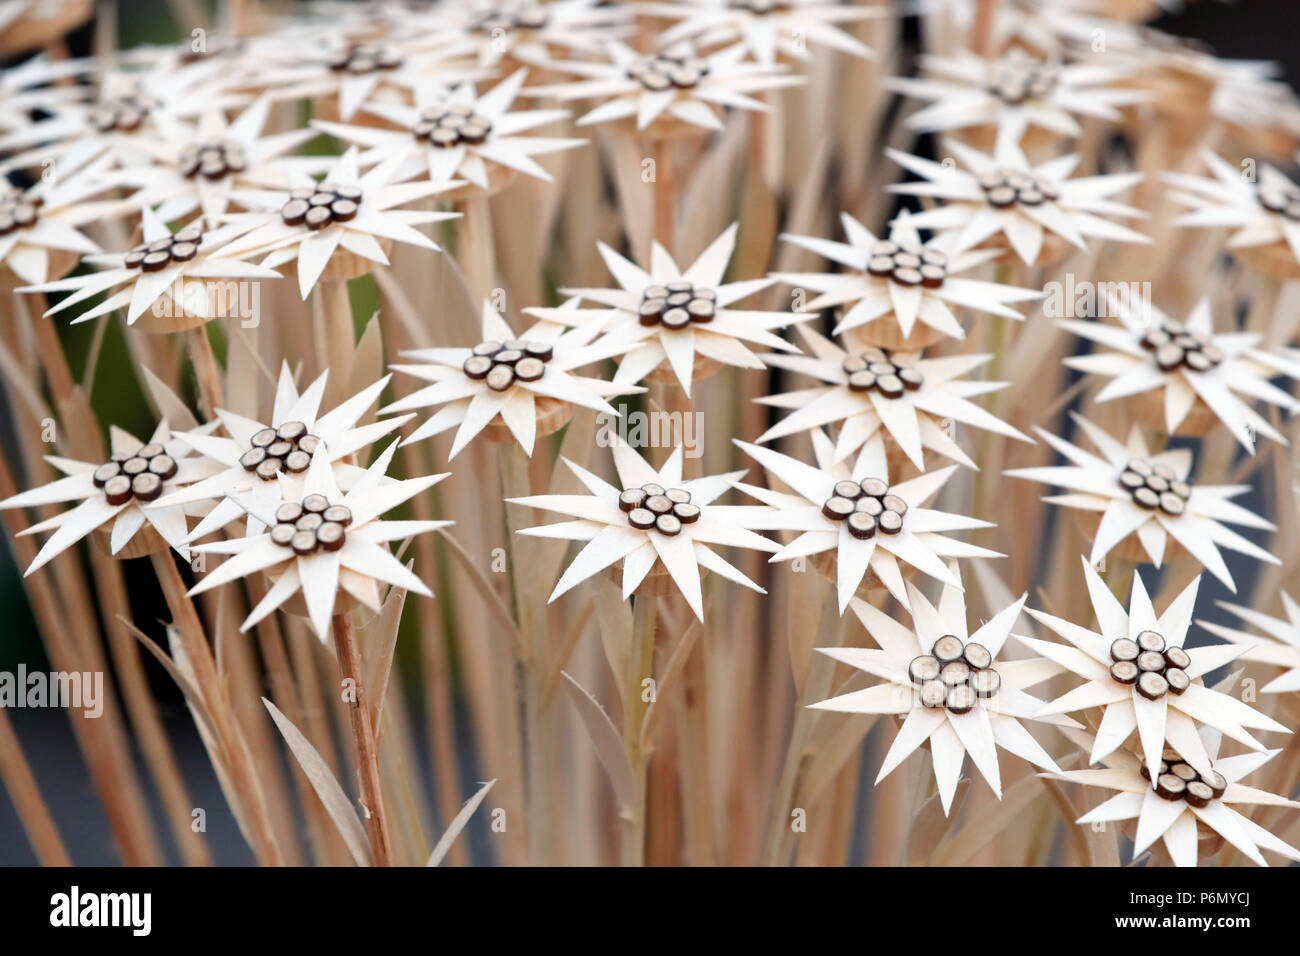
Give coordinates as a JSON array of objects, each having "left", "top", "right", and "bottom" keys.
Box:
[
  {"left": 188, "top": 324, "right": 224, "bottom": 420},
  {"left": 654, "top": 138, "right": 676, "bottom": 250},
  {"left": 970, "top": 0, "right": 999, "bottom": 56},
  {"left": 621, "top": 593, "right": 657, "bottom": 867},
  {"left": 151, "top": 551, "right": 285, "bottom": 865},
  {"left": 332, "top": 610, "right": 394, "bottom": 867},
  {"left": 455, "top": 195, "right": 497, "bottom": 304}
]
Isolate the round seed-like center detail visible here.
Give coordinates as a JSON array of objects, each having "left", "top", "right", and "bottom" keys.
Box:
[
  {"left": 1257, "top": 183, "right": 1300, "bottom": 222},
  {"left": 1108, "top": 629, "right": 1190, "bottom": 700},
  {"left": 1138, "top": 321, "right": 1224, "bottom": 373},
  {"left": 1141, "top": 754, "right": 1228, "bottom": 806},
  {"left": 638, "top": 281, "right": 717, "bottom": 328},
  {"left": 1118, "top": 457, "right": 1190, "bottom": 518},
  {"left": 841, "top": 346, "right": 924, "bottom": 397},
  {"left": 328, "top": 41, "right": 403, "bottom": 74},
  {"left": 415, "top": 105, "right": 495, "bottom": 148},
  {"left": 912, "top": 635, "right": 1000, "bottom": 714},
  {"left": 728, "top": 0, "right": 792, "bottom": 11},
  {"left": 627, "top": 54, "right": 710, "bottom": 91},
  {"left": 820, "top": 476, "right": 907, "bottom": 539},
  {"left": 865, "top": 240, "right": 948, "bottom": 289},
  {"left": 87, "top": 94, "right": 158, "bottom": 133},
  {"left": 179, "top": 139, "right": 247, "bottom": 180},
  {"left": 123, "top": 225, "right": 204, "bottom": 272},
  {"left": 94, "top": 443, "right": 178, "bottom": 506},
  {"left": 0, "top": 191, "right": 42, "bottom": 236},
  {"left": 270, "top": 497, "right": 353, "bottom": 555},
  {"left": 473, "top": 3, "right": 549, "bottom": 32},
  {"left": 977, "top": 167, "right": 1059, "bottom": 208},
  {"left": 463, "top": 338, "right": 553, "bottom": 392},
  {"left": 985, "top": 55, "right": 1059, "bottom": 105},
  {"left": 620, "top": 483, "right": 698, "bottom": 536},
  {"left": 239, "top": 421, "right": 321, "bottom": 482},
  {"left": 281, "top": 182, "right": 363, "bottom": 231}
]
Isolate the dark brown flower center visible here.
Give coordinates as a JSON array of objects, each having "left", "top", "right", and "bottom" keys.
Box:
[
  {"left": 463, "top": 339, "right": 553, "bottom": 392},
  {"left": 1118, "top": 458, "right": 1190, "bottom": 516},
  {"left": 627, "top": 55, "right": 710, "bottom": 91},
  {"left": 911, "top": 635, "right": 1000, "bottom": 714},
  {"left": 240, "top": 421, "right": 320, "bottom": 482},
  {"left": 88, "top": 95, "right": 158, "bottom": 133},
  {"left": 1257, "top": 183, "right": 1300, "bottom": 221},
  {"left": 93, "top": 443, "right": 177, "bottom": 505},
  {"left": 124, "top": 225, "right": 204, "bottom": 272},
  {"left": 1138, "top": 322, "right": 1223, "bottom": 372},
  {"left": 821, "top": 476, "right": 906, "bottom": 538},
  {"left": 865, "top": 240, "right": 948, "bottom": 289},
  {"left": 619, "top": 483, "right": 698, "bottom": 536},
  {"left": 179, "top": 139, "right": 247, "bottom": 180},
  {"left": 270, "top": 496, "right": 352, "bottom": 555},
  {"left": 638, "top": 281, "right": 717, "bottom": 328},
  {"left": 328, "top": 42, "right": 403, "bottom": 74},
  {"left": 841, "top": 347, "right": 923, "bottom": 397},
  {"left": 1140, "top": 754, "right": 1227, "bottom": 806},
  {"left": 1107, "top": 630, "right": 1191, "bottom": 700},
  {"left": 474, "top": 3, "right": 549, "bottom": 32},
  {"left": 0, "top": 192, "right": 42, "bottom": 235},
  {"left": 281, "top": 182, "right": 363, "bottom": 231},
  {"left": 415, "top": 106, "right": 494, "bottom": 148},
  {"left": 986, "top": 56, "right": 1059, "bottom": 104},
  {"left": 978, "top": 167, "right": 1059, "bottom": 208},
  {"left": 728, "top": 0, "right": 792, "bottom": 12}
]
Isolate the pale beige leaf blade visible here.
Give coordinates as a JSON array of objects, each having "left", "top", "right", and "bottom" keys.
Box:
[
  {"left": 426, "top": 778, "right": 497, "bottom": 867},
  {"left": 261, "top": 697, "right": 372, "bottom": 867},
  {"left": 560, "top": 670, "right": 636, "bottom": 809}
]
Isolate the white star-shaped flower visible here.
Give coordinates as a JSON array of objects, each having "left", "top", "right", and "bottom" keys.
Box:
[
  {"left": 109, "top": 96, "right": 322, "bottom": 227},
  {"left": 775, "top": 211, "right": 1041, "bottom": 351},
  {"left": 938, "top": 0, "right": 1135, "bottom": 59},
  {"left": 525, "top": 223, "right": 809, "bottom": 396},
  {"left": 1006, "top": 415, "right": 1279, "bottom": 591},
  {"left": 1199, "top": 593, "right": 1300, "bottom": 695},
  {"left": 1059, "top": 296, "right": 1300, "bottom": 450},
  {"left": 423, "top": 0, "right": 628, "bottom": 71},
  {"left": 735, "top": 430, "right": 1000, "bottom": 613},
  {"left": 154, "top": 364, "right": 411, "bottom": 541},
  {"left": 888, "top": 49, "right": 1145, "bottom": 142},
  {"left": 0, "top": 419, "right": 223, "bottom": 573},
  {"left": 314, "top": 69, "right": 586, "bottom": 191},
  {"left": 19, "top": 206, "right": 281, "bottom": 330},
  {"left": 256, "top": 31, "right": 485, "bottom": 122},
  {"left": 189, "top": 441, "right": 450, "bottom": 639},
  {"left": 1047, "top": 725, "right": 1300, "bottom": 867},
  {"left": 507, "top": 441, "right": 778, "bottom": 622},
  {"left": 526, "top": 40, "right": 803, "bottom": 133},
  {"left": 0, "top": 53, "right": 89, "bottom": 135},
  {"left": 1019, "top": 558, "right": 1289, "bottom": 783},
  {"left": 887, "top": 138, "right": 1149, "bottom": 266},
  {"left": 382, "top": 299, "right": 644, "bottom": 458},
  {"left": 1164, "top": 149, "right": 1300, "bottom": 279},
  {"left": 755, "top": 324, "right": 1031, "bottom": 470},
  {"left": 0, "top": 66, "right": 244, "bottom": 180},
  {"left": 640, "top": 0, "right": 880, "bottom": 66},
  {"left": 217, "top": 148, "right": 459, "bottom": 299},
  {"left": 0, "top": 160, "right": 113, "bottom": 285},
  {"left": 811, "top": 567, "right": 1076, "bottom": 815}
]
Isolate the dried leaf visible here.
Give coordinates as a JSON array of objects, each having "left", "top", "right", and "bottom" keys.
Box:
[
  {"left": 426, "top": 778, "right": 496, "bottom": 867},
  {"left": 262, "top": 697, "right": 372, "bottom": 867},
  {"left": 560, "top": 670, "right": 636, "bottom": 809}
]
